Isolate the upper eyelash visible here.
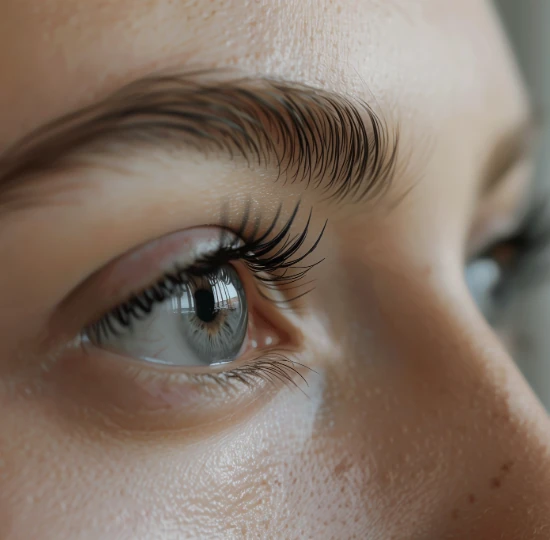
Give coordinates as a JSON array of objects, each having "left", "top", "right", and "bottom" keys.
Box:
[
  {"left": 199, "top": 200, "right": 327, "bottom": 297},
  {"left": 86, "top": 201, "right": 326, "bottom": 342},
  {"left": 501, "top": 194, "right": 550, "bottom": 285},
  {"left": 488, "top": 193, "right": 550, "bottom": 266},
  {"left": 512, "top": 196, "right": 550, "bottom": 254}
]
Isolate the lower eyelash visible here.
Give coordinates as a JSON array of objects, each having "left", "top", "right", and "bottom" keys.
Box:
[
  {"left": 82, "top": 340, "right": 315, "bottom": 395},
  {"left": 196, "top": 352, "right": 314, "bottom": 393}
]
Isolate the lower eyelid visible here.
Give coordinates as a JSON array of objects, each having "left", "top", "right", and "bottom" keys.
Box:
[
  {"left": 65, "top": 286, "right": 302, "bottom": 428},
  {"left": 47, "top": 344, "right": 308, "bottom": 434}
]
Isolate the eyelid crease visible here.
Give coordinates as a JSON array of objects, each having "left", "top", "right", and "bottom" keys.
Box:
[{"left": 0, "top": 69, "right": 400, "bottom": 209}]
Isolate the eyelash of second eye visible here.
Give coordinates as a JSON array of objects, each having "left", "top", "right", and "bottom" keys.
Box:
[
  {"left": 493, "top": 193, "right": 550, "bottom": 295},
  {"left": 87, "top": 201, "right": 326, "bottom": 342}
]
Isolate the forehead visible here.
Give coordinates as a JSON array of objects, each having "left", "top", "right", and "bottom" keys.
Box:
[{"left": 0, "top": 0, "right": 527, "bottom": 156}]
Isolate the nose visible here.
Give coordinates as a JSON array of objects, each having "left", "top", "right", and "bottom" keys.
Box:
[{"left": 342, "top": 262, "right": 550, "bottom": 539}]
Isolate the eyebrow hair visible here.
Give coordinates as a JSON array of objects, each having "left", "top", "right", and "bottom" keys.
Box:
[{"left": 0, "top": 71, "right": 399, "bottom": 209}]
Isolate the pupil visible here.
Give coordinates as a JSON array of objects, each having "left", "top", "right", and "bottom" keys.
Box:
[{"left": 194, "top": 288, "right": 217, "bottom": 323}]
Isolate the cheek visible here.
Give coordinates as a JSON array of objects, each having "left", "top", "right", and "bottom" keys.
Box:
[
  {"left": 1, "top": 368, "right": 329, "bottom": 537},
  {"left": 0, "top": 400, "right": 147, "bottom": 538},
  {"left": 182, "top": 371, "right": 385, "bottom": 538},
  {"left": 0, "top": 367, "right": 388, "bottom": 538}
]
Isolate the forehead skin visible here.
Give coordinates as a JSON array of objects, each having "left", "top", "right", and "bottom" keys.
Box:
[
  {"left": 0, "top": 0, "right": 526, "bottom": 146},
  {"left": 0, "top": 1, "right": 542, "bottom": 539}
]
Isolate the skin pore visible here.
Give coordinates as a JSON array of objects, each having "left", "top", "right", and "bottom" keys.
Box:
[{"left": 1, "top": 0, "right": 550, "bottom": 538}]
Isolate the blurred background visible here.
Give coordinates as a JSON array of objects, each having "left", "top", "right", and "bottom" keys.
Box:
[{"left": 496, "top": 0, "right": 550, "bottom": 409}]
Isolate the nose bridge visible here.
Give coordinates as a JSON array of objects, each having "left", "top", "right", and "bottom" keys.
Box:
[{"left": 370, "top": 270, "right": 550, "bottom": 537}]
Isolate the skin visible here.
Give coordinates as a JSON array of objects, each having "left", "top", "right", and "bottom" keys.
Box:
[{"left": 1, "top": 0, "right": 550, "bottom": 538}]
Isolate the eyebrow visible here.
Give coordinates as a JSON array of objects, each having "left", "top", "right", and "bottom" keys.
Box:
[{"left": 0, "top": 71, "right": 399, "bottom": 208}]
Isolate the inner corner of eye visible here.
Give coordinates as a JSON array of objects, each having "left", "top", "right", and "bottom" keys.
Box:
[
  {"left": 246, "top": 298, "right": 289, "bottom": 348},
  {"left": 245, "top": 319, "right": 279, "bottom": 354}
]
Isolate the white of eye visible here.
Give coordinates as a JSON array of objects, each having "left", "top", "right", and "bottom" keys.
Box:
[{"left": 465, "top": 258, "right": 502, "bottom": 313}]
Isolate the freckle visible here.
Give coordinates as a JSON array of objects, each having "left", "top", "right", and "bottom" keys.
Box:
[
  {"left": 501, "top": 461, "right": 514, "bottom": 473},
  {"left": 333, "top": 458, "right": 352, "bottom": 477},
  {"left": 468, "top": 494, "right": 476, "bottom": 504},
  {"left": 491, "top": 477, "right": 501, "bottom": 489},
  {"left": 451, "top": 509, "right": 460, "bottom": 520}
]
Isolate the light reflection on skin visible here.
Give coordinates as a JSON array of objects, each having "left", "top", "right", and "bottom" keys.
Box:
[{"left": 2, "top": 1, "right": 550, "bottom": 539}]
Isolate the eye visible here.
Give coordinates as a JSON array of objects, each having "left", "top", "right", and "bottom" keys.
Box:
[
  {"left": 86, "top": 264, "right": 249, "bottom": 367},
  {"left": 466, "top": 195, "right": 550, "bottom": 318},
  {"left": 69, "top": 202, "right": 325, "bottom": 387}
]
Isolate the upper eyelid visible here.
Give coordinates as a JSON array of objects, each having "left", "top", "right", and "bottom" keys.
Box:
[
  {"left": 0, "top": 69, "right": 400, "bottom": 209},
  {"left": 51, "top": 200, "right": 322, "bottom": 336}
]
